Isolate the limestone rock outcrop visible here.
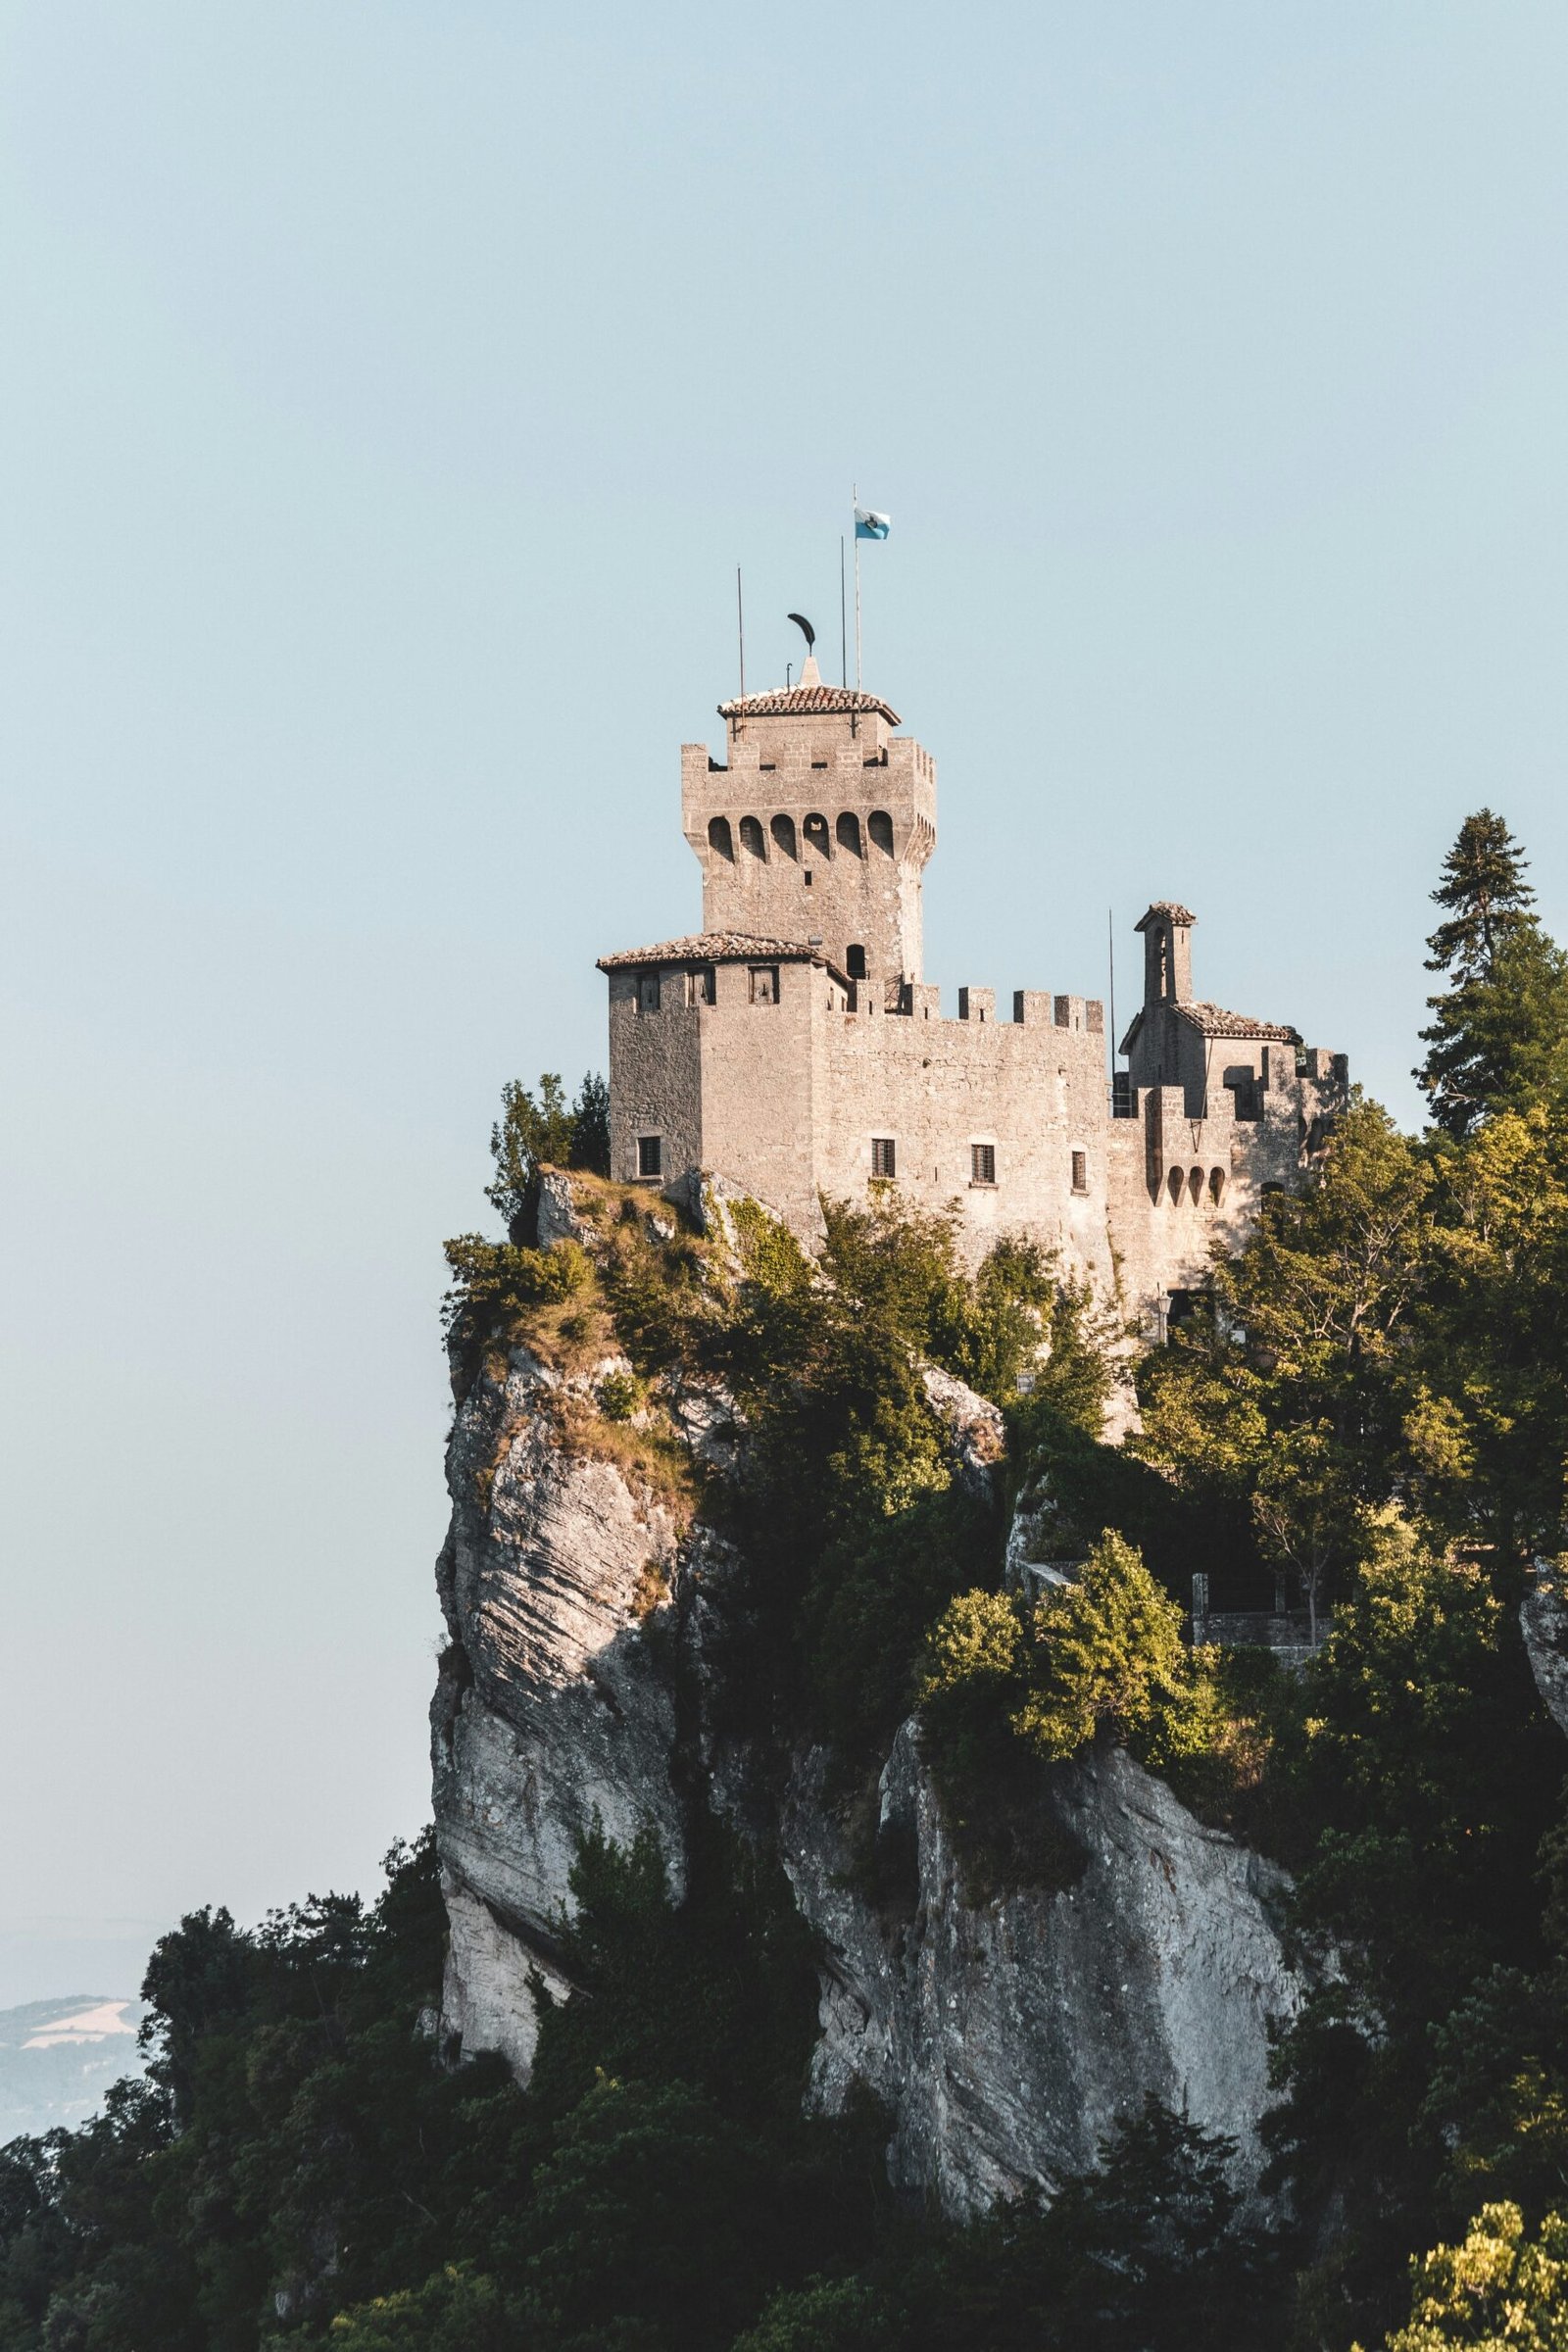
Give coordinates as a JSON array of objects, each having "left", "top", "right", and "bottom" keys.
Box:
[
  {"left": 783, "top": 1730, "right": 1305, "bottom": 2213},
  {"left": 1522, "top": 1570, "right": 1568, "bottom": 1741},
  {"left": 431, "top": 1222, "right": 1316, "bottom": 2208},
  {"left": 432, "top": 1344, "right": 685, "bottom": 2078}
]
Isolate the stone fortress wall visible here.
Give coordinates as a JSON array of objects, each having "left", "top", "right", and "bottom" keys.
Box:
[{"left": 600, "top": 655, "right": 1348, "bottom": 1331}]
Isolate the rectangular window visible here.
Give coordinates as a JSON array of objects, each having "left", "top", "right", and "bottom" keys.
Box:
[
  {"left": 970, "top": 1142, "right": 997, "bottom": 1187},
  {"left": 637, "top": 1135, "right": 662, "bottom": 1179},
  {"left": 846, "top": 944, "right": 866, "bottom": 980},
  {"left": 687, "top": 964, "right": 715, "bottom": 1006},
  {"left": 871, "top": 1137, "right": 897, "bottom": 1179},
  {"left": 749, "top": 964, "right": 779, "bottom": 1004},
  {"left": 636, "top": 970, "right": 661, "bottom": 1012},
  {"left": 1071, "top": 1149, "right": 1088, "bottom": 1194}
]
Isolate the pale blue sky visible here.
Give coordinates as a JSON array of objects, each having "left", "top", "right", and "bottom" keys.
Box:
[{"left": 3, "top": 2, "right": 1566, "bottom": 1999}]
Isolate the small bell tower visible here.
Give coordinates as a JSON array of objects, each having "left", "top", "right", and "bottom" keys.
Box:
[{"left": 1136, "top": 902, "right": 1196, "bottom": 1005}]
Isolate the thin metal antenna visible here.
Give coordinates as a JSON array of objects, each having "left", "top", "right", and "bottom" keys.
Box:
[
  {"left": 736, "top": 566, "right": 746, "bottom": 715},
  {"left": 1107, "top": 908, "right": 1117, "bottom": 1081}
]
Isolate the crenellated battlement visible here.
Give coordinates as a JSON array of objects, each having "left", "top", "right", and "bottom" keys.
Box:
[{"left": 600, "top": 660, "right": 1348, "bottom": 1328}]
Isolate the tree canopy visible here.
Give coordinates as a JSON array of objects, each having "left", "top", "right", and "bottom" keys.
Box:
[{"left": 1417, "top": 811, "right": 1568, "bottom": 1136}]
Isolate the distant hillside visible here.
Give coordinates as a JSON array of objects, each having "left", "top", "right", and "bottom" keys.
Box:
[{"left": 0, "top": 1997, "right": 146, "bottom": 2143}]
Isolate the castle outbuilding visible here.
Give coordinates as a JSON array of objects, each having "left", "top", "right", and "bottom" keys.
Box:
[{"left": 599, "top": 654, "right": 1348, "bottom": 1328}]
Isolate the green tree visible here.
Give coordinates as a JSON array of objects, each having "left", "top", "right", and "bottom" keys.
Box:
[
  {"left": 283, "top": 2264, "right": 518, "bottom": 2350},
  {"left": 1015, "top": 1531, "right": 1192, "bottom": 1762},
  {"left": 1370, "top": 2202, "right": 1568, "bottom": 2352},
  {"left": 485, "top": 1072, "right": 610, "bottom": 1235},
  {"left": 487, "top": 1074, "right": 575, "bottom": 1236},
  {"left": 516, "top": 2076, "right": 781, "bottom": 2351},
  {"left": 1137, "top": 1098, "right": 1434, "bottom": 1617},
  {"left": 917, "top": 1535, "right": 1196, "bottom": 1790},
  {"left": 734, "top": 2275, "right": 894, "bottom": 2350},
  {"left": 1426, "top": 810, "right": 1540, "bottom": 979},
  {"left": 1277, "top": 1511, "right": 1548, "bottom": 2019},
  {"left": 1417, "top": 812, "right": 1568, "bottom": 1137},
  {"left": 888, "top": 2097, "right": 1278, "bottom": 2352},
  {"left": 1417, "top": 1108, "right": 1568, "bottom": 1552},
  {"left": 567, "top": 1071, "right": 612, "bottom": 1175}
]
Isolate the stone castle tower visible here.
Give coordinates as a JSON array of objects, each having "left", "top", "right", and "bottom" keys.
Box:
[
  {"left": 680, "top": 654, "right": 933, "bottom": 997},
  {"left": 599, "top": 658, "right": 1348, "bottom": 1328}
]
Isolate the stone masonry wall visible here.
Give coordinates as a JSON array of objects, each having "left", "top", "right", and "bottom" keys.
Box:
[
  {"left": 606, "top": 969, "right": 705, "bottom": 1190},
  {"left": 694, "top": 958, "right": 822, "bottom": 1219},
  {"left": 813, "top": 988, "right": 1116, "bottom": 1286},
  {"left": 606, "top": 947, "right": 1348, "bottom": 1327},
  {"left": 682, "top": 708, "right": 937, "bottom": 991}
]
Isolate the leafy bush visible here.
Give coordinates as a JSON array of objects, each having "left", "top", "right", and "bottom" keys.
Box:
[
  {"left": 440, "top": 1233, "right": 589, "bottom": 1378},
  {"left": 918, "top": 1533, "right": 1193, "bottom": 1772},
  {"left": 817, "top": 1194, "right": 1097, "bottom": 1409},
  {"left": 596, "top": 1368, "right": 646, "bottom": 1421},
  {"left": 296, "top": 2264, "right": 515, "bottom": 2350},
  {"left": 1369, "top": 2201, "right": 1568, "bottom": 2352},
  {"left": 734, "top": 2276, "right": 895, "bottom": 2349},
  {"left": 912, "top": 1537, "right": 1216, "bottom": 1894},
  {"left": 1014, "top": 1532, "right": 1191, "bottom": 1761}
]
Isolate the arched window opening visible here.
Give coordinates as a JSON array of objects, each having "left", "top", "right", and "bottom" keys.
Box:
[
  {"left": 1188, "top": 1167, "right": 1203, "bottom": 1205},
  {"left": 708, "top": 815, "right": 734, "bottom": 862},
  {"left": 739, "top": 814, "right": 766, "bottom": 860},
  {"left": 868, "top": 809, "right": 895, "bottom": 856},
  {"left": 1208, "top": 1167, "right": 1225, "bottom": 1205},
  {"left": 770, "top": 813, "right": 798, "bottom": 859},
  {"left": 804, "top": 812, "right": 831, "bottom": 858},
  {"left": 846, "top": 944, "right": 867, "bottom": 981},
  {"left": 836, "top": 811, "right": 863, "bottom": 858},
  {"left": 1167, "top": 1167, "right": 1184, "bottom": 1206}
]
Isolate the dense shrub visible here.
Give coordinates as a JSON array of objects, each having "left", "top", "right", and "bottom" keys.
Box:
[{"left": 440, "top": 1233, "right": 589, "bottom": 1377}]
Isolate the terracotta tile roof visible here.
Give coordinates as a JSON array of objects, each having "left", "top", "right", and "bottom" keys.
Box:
[
  {"left": 717, "top": 682, "right": 901, "bottom": 724},
  {"left": 1136, "top": 901, "right": 1199, "bottom": 929},
  {"left": 1175, "top": 1001, "right": 1300, "bottom": 1043},
  {"left": 597, "top": 930, "right": 848, "bottom": 977}
]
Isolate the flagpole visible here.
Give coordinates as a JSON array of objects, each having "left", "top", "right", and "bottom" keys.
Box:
[
  {"left": 839, "top": 536, "right": 848, "bottom": 688},
  {"left": 852, "top": 483, "right": 862, "bottom": 689}
]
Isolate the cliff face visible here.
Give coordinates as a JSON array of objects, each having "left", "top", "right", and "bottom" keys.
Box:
[
  {"left": 432, "top": 1344, "right": 686, "bottom": 2079},
  {"left": 782, "top": 1734, "right": 1301, "bottom": 2212},
  {"left": 432, "top": 1234, "right": 1315, "bottom": 2210},
  {"left": 1522, "top": 1570, "right": 1568, "bottom": 1742}
]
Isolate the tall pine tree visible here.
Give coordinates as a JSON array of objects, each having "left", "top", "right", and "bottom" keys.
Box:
[{"left": 1416, "top": 810, "right": 1568, "bottom": 1137}]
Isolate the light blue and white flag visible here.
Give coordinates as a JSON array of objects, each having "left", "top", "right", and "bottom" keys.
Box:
[{"left": 854, "top": 505, "right": 891, "bottom": 541}]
